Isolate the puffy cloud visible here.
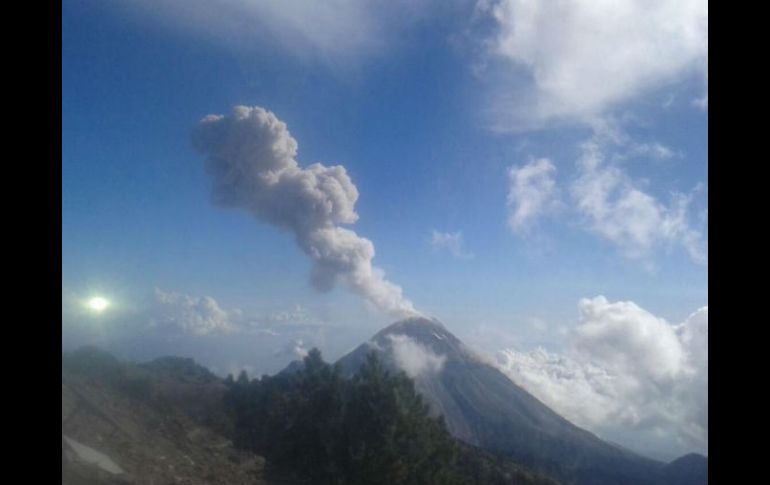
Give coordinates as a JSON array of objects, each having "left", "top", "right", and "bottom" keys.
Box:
[
  {"left": 570, "top": 138, "right": 707, "bottom": 264},
  {"left": 388, "top": 334, "right": 447, "bottom": 378},
  {"left": 677, "top": 307, "right": 708, "bottom": 371},
  {"left": 148, "top": 288, "right": 238, "bottom": 336},
  {"left": 193, "top": 106, "right": 419, "bottom": 318},
  {"left": 676, "top": 310, "right": 708, "bottom": 451},
  {"left": 574, "top": 296, "right": 690, "bottom": 380},
  {"left": 506, "top": 158, "right": 558, "bottom": 233},
  {"left": 496, "top": 297, "right": 707, "bottom": 458},
  {"left": 477, "top": 0, "right": 708, "bottom": 129},
  {"left": 430, "top": 230, "right": 473, "bottom": 259}
]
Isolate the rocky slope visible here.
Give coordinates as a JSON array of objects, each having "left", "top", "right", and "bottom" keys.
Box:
[{"left": 62, "top": 348, "right": 265, "bottom": 485}]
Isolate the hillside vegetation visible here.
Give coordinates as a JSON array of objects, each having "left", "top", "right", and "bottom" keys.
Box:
[
  {"left": 225, "top": 348, "right": 561, "bottom": 485},
  {"left": 62, "top": 346, "right": 561, "bottom": 485}
]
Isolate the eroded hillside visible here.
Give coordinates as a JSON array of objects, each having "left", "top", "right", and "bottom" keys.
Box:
[{"left": 62, "top": 348, "right": 265, "bottom": 485}]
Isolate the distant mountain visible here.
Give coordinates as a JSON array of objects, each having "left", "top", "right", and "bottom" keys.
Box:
[
  {"left": 657, "top": 454, "right": 708, "bottom": 485},
  {"left": 62, "top": 348, "right": 265, "bottom": 485},
  {"left": 275, "top": 358, "right": 305, "bottom": 377},
  {"left": 62, "top": 346, "right": 559, "bottom": 485},
  {"left": 331, "top": 317, "right": 706, "bottom": 485},
  {"left": 141, "top": 355, "right": 221, "bottom": 383}
]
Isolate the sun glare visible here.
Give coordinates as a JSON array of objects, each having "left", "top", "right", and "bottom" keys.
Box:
[{"left": 86, "top": 296, "right": 110, "bottom": 313}]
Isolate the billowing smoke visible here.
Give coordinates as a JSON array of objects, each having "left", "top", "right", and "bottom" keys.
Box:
[{"left": 192, "top": 106, "right": 419, "bottom": 318}]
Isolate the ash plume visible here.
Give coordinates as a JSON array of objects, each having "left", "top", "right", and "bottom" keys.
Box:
[{"left": 192, "top": 106, "right": 419, "bottom": 318}]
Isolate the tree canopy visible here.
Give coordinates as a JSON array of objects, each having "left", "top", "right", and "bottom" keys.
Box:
[{"left": 224, "top": 349, "right": 560, "bottom": 485}]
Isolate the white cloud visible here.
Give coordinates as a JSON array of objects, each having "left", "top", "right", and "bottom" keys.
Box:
[
  {"left": 626, "top": 141, "right": 680, "bottom": 161},
  {"left": 388, "top": 334, "right": 447, "bottom": 378},
  {"left": 116, "top": 0, "right": 443, "bottom": 67},
  {"left": 193, "top": 106, "right": 420, "bottom": 318},
  {"left": 275, "top": 338, "right": 310, "bottom": 360},
  {"left": 477, "top": 0, "right": 708, "bottom": 129},
  {"left": 570, "top": 138, "right": 707, "bottom": 264},
  {"left": 506, "top": 158, "right": 558, "bottom": 233},
  {"left": 587, "top": 117, "right": 683, "bottom": 162},
  {"left": 496, "top": 347, "right": 619, "bottom": 428},
  {"left": 496, "top": 297, "right": 707, "bottom": 458},
  {"left": 692, "top": 93, "right": 708, "bottom": 110},
  {"left": 264, "top": 304, "right": 324, "bottom": 327},
  {"left": 692, "top": 67, "right": 709, "bottom": 110},
  {"left": 573, "top": 296, "right": 690, "bottom": 380},
  {"left": 431, "top": 230, "right": 474, "bottom": 259},
  {"left": 505, "top": 129, "right": 704, "bottom": 265},
  {"left": 148, "top": 288, "right": 239, "bottom": 336}
]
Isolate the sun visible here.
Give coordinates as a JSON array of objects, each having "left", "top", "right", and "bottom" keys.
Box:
[{"left": 86, "top": 296, "right": 110, "bottom": 313}]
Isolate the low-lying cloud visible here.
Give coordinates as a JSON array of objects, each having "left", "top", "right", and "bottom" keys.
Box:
[
  {"left": 496, "top": 296, "right": 707, "bottom": 458},
  {"left": 192, "top": 106, "right": 419, "bottom": 318},
  {"left": 388, "top": 334, "right": 447, "bottom": 378},
  {"left": 147, "top": 288, "right": 239, "bottom": 336}
]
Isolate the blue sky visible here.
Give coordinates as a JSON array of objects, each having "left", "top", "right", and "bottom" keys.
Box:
[{"left": 62, "top": 0, "right": 707, "bottom": 460}]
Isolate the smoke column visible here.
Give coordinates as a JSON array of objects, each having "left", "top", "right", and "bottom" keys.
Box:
[{"left": 192, "top": 106, "right": 420, "bottom": 318}]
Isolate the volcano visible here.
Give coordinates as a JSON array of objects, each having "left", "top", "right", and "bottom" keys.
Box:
[{"left": 331, "top": 317, "right": 706, "bottom": 485}]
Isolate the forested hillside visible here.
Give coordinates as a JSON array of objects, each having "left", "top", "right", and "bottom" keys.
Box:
[
  {"left": 225, "top": 348, "right": 561, "bottom": 485},
  {"left": 62, "top": 346, "right": 560, "bottom": 485}
]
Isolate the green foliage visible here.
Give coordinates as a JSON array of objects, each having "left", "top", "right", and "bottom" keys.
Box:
[{"left": 224, "top": 349, "right": 560, "bottom": 485}]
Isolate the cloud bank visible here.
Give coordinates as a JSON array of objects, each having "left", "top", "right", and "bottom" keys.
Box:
[
  {"left": 496, "top": 297, "right": 707, "bottom": 458},
  {"left": 147, "top": 288, "right": 239, "bottom": 336},
  {"left": 192, "top": 106, "right": 419, "bottom": 318},
  {"left": 477, "top": 0, "right": 708, "bottom": 129}
]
